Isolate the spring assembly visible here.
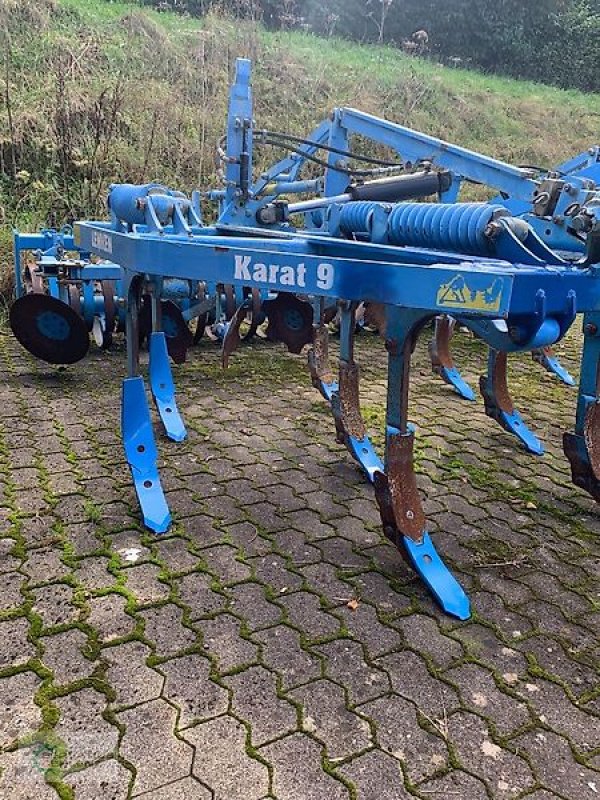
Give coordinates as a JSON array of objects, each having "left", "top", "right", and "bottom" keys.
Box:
[{"left": 339, "top": 201, "right": 508, "bottom": 255}]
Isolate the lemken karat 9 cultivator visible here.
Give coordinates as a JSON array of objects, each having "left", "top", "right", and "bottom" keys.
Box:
[{"left": 19, "top": 59, "right": 600, "bottom": 620}]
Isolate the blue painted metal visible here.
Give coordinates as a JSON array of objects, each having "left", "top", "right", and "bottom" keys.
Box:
[
  {"left": 533, "top": 348, "right": 576, "bottom": 386},
  {"left": 122, "top": 376, "right": 171, "bottom": 534},
  {"left": 148, "top": 332, "right": 187, "bottom": 443},
  {"left": 403, "top": 532, "right": 471, "bottom": 620},
  {"left": 65, "top": 58, "right": 600, "bottom": 621},
  {"left": 439, "top": 366, "right": 477, "bottom": 401}
]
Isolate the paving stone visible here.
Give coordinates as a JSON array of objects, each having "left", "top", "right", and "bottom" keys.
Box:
[
  {"left": 446, "top": 710, "right": 534, "bottom": 799},
  {"left": 140, "top": 604, "right": 197, "bottom": 656},
  {"left": 32, "top": 583, "right": 78, "bottom": 627},
  {"left": 0, "top": 537, "right": 21, "bottom": 573},
  {"left": 183, "top": 715, "right": 269, "bottom": 800},
  {"left": 0, "top": 616, "right": 36, "bottom": 668},
  {"left": 175, "top": 571, "right": 227, "bottom": 619},
  {"left": 225, "top": 520, "right": 272, "bottom": 556},
  {"left": 104, "top": 641, "right": 164, "bottom": 707},
  {"left": 339, "top": 750, "right": 410, "bottom": 799},
  {"left": 74, "top": 556, "right": 115, "bottom": 591},
  {"left": 290, "top": 678, "right": 371, "bottom": 759},
  {"left": 249, "top": 553, "right": 303, "bottom": 592},
  {"left": 132, "top": 777, "right": 211, "bottom": 799},
  {"left": 260, "top": 732, "right": 350, "bottom": 800},
  {"left": 225, "top": 666, "right": 297, "bottom": 745},
  {"left": 445, "top": 663, "right": 531, "bottom": 736},
  {"left": 65, "top": 759, "right": 132, "bottom": 800},
  {"left": 316, "top": 639, "right": 390, "bottom": 705},
  {"left": 394, "top": 614, "right": 463, "bottom": 668},
  {"left": 378, "top": 651, "right": 460, "bottom": 719},
  {"left": 279, "top": 591, "right": 341, "bottom": 640},
  {"left": 518, "top": 678, "right": 600, "bottom": 753},
  {"left": 160, "top": 653, "right": 229, "bottom": 727},
  {"left": 360, "top": 694, "right": 448, "bottom": 782},
  {"left": 227, "top": 582, "right": 283, "bottom": 631},
  {"left": 0, "top": 571, "right": 26, "bottom": 611},
  {"left": 253, "top": 625, "right": 322, "bottom": 688},
  {"left": 109, "top": 530, "right": 152, "bottom": 563},
  {"left": 23, "top": 547, "right": 69, "bottom": 584},
  {"left": 339, "top": 603, "right": 402, "bottom": 658},
  {"left": 87, "top": 593, "right": 136, "bottom": 642},
  {"left": 123, "top": 562, "right": 171, "bottom": 604},
  {"left": 0, "top": 672, "right": 42, "bottom": 748},
  {"left": 55, "top": 689, "right": 119, "bottom": 769},
  {"left": 417, "top": 768, "right": 489, "bottom": 800},
  {"left": 196, "top": 613, "right": 258, "bottom": 672},
  {"left": 41, "top": 628, "right": 95, "bottom": 684},
  {"left": 118, "top": 699, "right": 194, "bottom": 796},
  {"left": 201, "top": 544, "right": 252, "bottom": 585},
  {"left": 0, "top": 745, "right": 59, "bottom": 800},
  {"left": 514, "top": 729, "right": 600, "bottom": 799}
]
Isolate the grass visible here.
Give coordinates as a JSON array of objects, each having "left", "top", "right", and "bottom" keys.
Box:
[{"left": 1, "top": 0, "right": 599, "bottom": 286}]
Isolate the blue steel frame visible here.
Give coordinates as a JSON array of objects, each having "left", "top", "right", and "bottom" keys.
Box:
[{"left": 71, "top": 58, "right": 600, "bottom": 621}]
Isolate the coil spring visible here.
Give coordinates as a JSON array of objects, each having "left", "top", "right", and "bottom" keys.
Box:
[{"left": 339, "top": 201, "right": 507, "bottom": 256}]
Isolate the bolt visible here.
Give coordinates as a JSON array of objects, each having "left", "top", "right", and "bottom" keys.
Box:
[{"left": 584, "top": 323, "right": 598, "bottom": 335}]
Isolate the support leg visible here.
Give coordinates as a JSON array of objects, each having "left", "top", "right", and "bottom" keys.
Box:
[
  {"left": 429, "top": 315, "right": 476, "bottom": 401},
  {"left": 532, "top": 346, "right": 575, "bottom": 386},
  {"left": 148, "top": 283, "right": 187, "bottom": 443},
  {"left": 373, "top": 307, "right": 471, "bottom": 620},
  {"left": 564, "top": 312, "right": 600, "bottom": 501},
  {"left": 480, "top": 349, "right": 544, "bottom": 455},
  {"left": 122, "top": 276, "right": 171, "bottom": 534}
]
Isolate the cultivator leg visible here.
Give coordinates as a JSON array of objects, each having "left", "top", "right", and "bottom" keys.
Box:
[
  {"left": 148, "top": 285, "right": 187, "bottom": 443},
  {"left": 310, "top": 302, "right": 383, "bottom": 482},
  {"left": 532, "top": 346, "right": 575, "bottom": 386},
  {"left": 373, "top": 307, "right": 470, "bottom": 620},
  {"left": 429, "top": 315, "right": 476, "bottom": 401},
  {"left": 564, "top": 312, "right": 600, "bottom": 501},
  {"left": 479, "top": 348, "right": 544, "bottom": 455},
  {"left": 310, "top": 304, "right": 470, "bottom": 619},
  {"left": 122, "top": 278, "right": 171, "bottom": 534}
]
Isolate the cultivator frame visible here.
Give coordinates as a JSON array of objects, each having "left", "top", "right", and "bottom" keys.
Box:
[{"left": 49, "top": 58, "right": 600, "bottom": 619}]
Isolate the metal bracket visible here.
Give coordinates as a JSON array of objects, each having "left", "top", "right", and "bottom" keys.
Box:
[
  {"left": 148, "top": 332, "right": 187, "bottom": 443},
  {"left": 122, "top": 376, "right": 171, "bottom": 534}
]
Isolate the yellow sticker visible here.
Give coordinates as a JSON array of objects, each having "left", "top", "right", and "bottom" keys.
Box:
[
  {"left": 73, "top": 224, "right": 81, "bottom": 248},
  {"left": 437, "top": 274, "right": 503, "bottom": 312}
]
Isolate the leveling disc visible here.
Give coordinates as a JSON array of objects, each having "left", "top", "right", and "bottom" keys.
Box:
[{"left": 10, "top": 293, "right": 90, "bottom": 364}]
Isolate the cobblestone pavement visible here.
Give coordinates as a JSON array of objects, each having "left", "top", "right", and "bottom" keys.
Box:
[{"left": 0, "top": 321, "right": 598, "bottom": 800}]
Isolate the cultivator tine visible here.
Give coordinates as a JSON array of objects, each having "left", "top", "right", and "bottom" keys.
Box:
[
  {"left": 122, "top": 376, "right": 171, "bottom": 533},
  {"left": 308, "top": 321, "right": 338, "bottom": 401},
  {"left": 329, "top": 304, "right": 384, "bottom": 482},
  {"left": 149, "top": 332, "right": 187, "bottom": 443},
  {"left": 480, "top": 349, "right": 544, "bottom": 455},
  {"left": 374, "top": 307, "right": 470, "bottom": 620},
  {"left": 532, "top": 346, "right": 575, "bottom": 386},
  {"left": 564, "top": 312, "right": 600, "bottom": 501},
  {"left": 429, "top": 315, "right": 476, "bottom": 401},
  {"left": 222, "top": 297, "right": 254, "bottom": 367}
]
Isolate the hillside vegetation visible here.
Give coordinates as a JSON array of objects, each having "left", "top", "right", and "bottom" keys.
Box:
[{"left": 1, "top": 0, "right": 599, "bottom": 243}]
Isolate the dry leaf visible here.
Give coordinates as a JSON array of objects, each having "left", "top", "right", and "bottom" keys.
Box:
[{"left": 347, "top": 598, "right": 360, "bottom": 611}]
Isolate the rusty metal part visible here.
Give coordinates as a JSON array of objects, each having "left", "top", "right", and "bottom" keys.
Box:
[
  {"left": 264, "top": 293, "right": 314, "bottom": 354},
  {"left": 9, "top": 292, "right": 90, "bottom": 364},
  {"left": 223, "top": 284, "right": 236, "bottom": 320},
  {"left": 193, "top": 282, "right": 209, "bottom": 344},
  {"left": 338, "top": 360, "right": 366, "bottom": 440},
  {"left": 68, "top": 284, "right": 81, "bottom": 316},
  {"left": 386, "top": 429, "right": 427, "bottom": 542},
  {"left": 363, "top": 302, "right": 386, "bottom": 337},
  {"left": 308, "top": 323, "right": 334, "bottom": 388},
  {"left": 584, "top": 402, "right": 600, "bottom": 480},
  {"left": 563, "top": 428, "right": 600, "bottom": 502},
  {"left": 221, "top": 301, "right": 248, "bottom": 368},
  {"left": 480, "top": 350, "right": 513, "bottom": 413},
  {"left": 24, "top": 262, "right": 45, "bottom": 294},
  {"left": 101, "top": 280, "right": 116, "bottom": 349},
  {"left": 429, "top": 315, "right": 456, "bottom": 373}
]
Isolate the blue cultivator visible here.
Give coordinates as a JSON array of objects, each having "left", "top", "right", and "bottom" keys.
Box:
[{"left": 65, "top": 59, "right": 600, "bottom": 620}]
